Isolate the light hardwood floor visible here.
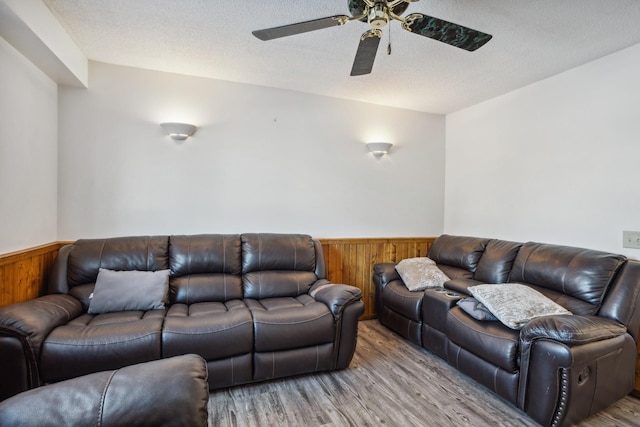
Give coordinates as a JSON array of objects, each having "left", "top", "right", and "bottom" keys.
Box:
[{"left": 208, "top": 320, "right": 640, "bottom": 426}]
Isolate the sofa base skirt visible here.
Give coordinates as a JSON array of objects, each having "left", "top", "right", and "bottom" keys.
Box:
[
  {"left": 254, "top": 343, "right": 335, "bottom": 382},
  {"left": 207, "top": 353, "right": 253, "bottom": 389},
  {"left": 422, "top": 325, "right": 448, "bottom": 360},
  {"left": 379, "top": 306, "right": 422, "bottom": 346},
  {"left": 447, "top": 341, "right": 519, "bottom": 406}
]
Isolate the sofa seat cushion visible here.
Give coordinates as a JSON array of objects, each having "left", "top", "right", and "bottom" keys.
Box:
[
  {"left": 380, "top": 281, "right": 424, "bottom": 322},
  {"left": 246, "top": 295, "right": 335, "bottom": 352},
  {"left": 40, "top": 310, "right": 164, "bottom": 383},
  {"left": 162, "top": 300, "right": 253, "bottom": 360},
  {"left": 446, "top": 307, "right": 520, "bottom": 373}
]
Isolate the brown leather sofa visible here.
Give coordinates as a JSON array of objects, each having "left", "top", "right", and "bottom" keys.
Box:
[
  {"left": 0, "top": 233, "right": 364, "bottom": 401},
  {"left": 374, "top": 234, "right": 640, "bottom": 427},
  {"left": 0, "top": 354, "right": 209, "bottom": 426}
]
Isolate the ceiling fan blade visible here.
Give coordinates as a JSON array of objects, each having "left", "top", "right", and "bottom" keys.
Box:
[
  {"left": 403, "top": 13, "right": 492, "bottom": 52},
  {"left": 350, "top": 30, "right": 382, "bottom": 76},
  {"left": 253, "top": 15, "right": 350, "bottom": 41}
]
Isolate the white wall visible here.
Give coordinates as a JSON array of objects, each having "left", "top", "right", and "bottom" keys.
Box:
[
  {"left": 58, "top": 62, "right": 445, "bottom": 240},
  {"left": 445, "top": 42, "right": 640, "bottom": 257},
  {"left": 0, "top": 36, "right": 58, "bottom": 253}
]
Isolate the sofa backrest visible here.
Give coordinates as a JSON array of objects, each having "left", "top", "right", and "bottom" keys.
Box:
[
  {"left": 169, "top": 235, "right": 242, "bottom": 304},
  {"left": 427, "top": 235, "right": 489, "bottom": 279},
  {"left": 241, "top": 233, "right": 323, "bottom": 299},
  {"left": 510, "top": 242, "right": 627, "bottom": 315},
  {"left": 63, "top": 236, "right": 170, "bottom": 307},
  {"left": 473, "top": 239, "right": 522, "bottom": 284},
  {"left": 598, "top": 260, "right": 640, "bottom": 341}
]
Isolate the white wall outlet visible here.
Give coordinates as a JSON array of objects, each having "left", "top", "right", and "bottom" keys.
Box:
[{"left": 622, "top": 231, "right": 640, "bottom": 249}]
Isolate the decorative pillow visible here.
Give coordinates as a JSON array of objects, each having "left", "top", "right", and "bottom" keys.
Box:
[
  {"left": 457, "top": 297, "right": 498, "bottom": 321},
  {"left": 88, "top": 269, "right": 170, "bottom": 314},
  {"left": 395, "top": 257, "right": 450, "bottom": 291},
  {"left": 468, "top": 283, "right": 572, "bottom": 330}
]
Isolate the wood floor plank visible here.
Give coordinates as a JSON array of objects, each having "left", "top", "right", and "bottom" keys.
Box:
[{"left": 209, "top": 320, "right": 640, "bottom": 426}]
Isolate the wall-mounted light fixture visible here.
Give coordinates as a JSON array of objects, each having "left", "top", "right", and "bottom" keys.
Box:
[
  {"left": 160, "top": 122, "right": 197, "bottom": 140},
  {"left": 367, "top": 142, "right": 393, "bottom": 158}
]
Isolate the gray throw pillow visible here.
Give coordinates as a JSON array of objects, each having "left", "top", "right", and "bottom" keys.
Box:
[
  {"left": 395, "top": 257, "right": 450, "bottom": 291},
  {"left": 468, "top": 283, "right": 572, "bottom": 330},
  {"left": 457, "top": 297, "right": 498, "bottom": 321},
  {"left": 88, "top": 268, "right": 170, "bottom": 314}
]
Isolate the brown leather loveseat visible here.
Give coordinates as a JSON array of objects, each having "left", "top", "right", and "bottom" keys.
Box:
[
  {"left": 0, "top": 233, "right": 364, "bottom": 401},
  {"left": 374, "top": 234, "right": 640, "bottom": 427}
]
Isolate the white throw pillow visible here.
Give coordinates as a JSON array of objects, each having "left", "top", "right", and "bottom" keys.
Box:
[
  {"left": 88, "top": 268, "right": 170, "bottom": 314},
  {"left": 395, "top": 257, "right": 450, "bottom": 291},
  {"left": 468, "top": 283, "right": 572, "bottom": 330}
]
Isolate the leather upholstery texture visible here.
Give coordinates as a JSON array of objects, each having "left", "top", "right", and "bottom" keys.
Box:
[
  {"left": 0, "top": 233, "right": 364, "bottom": 402},
  {"left": 0, "top": 354, "right": 209, "bottom": 427},
  {"left": 374, "top": 234, "right": 640, "bottom": 427}
]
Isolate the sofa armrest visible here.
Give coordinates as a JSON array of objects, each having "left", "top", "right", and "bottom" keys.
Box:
[
  {"left": 521, "top": 315, "right": 627, "bottom": 346},
  {"left": 0, "top": 294, "right": 83, "bottom": 366},
  {"left": 309, "top": 282, "right": 363, "bottom": 319},
  {"left": 0, "top": 354, "right": 209, "bottom": 426},
  {"left": 373, "top": 263, "right": 401, "bottom": 288},
  {"left": 518, "top": 315, "right": 634, "bottom": 426}
]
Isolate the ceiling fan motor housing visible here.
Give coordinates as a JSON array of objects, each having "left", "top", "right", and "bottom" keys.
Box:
[
  {"left": 348, "top": 0, "right": 410, "bottom": 23},
  {"left": 369, "top": 2, "right": 389, "bottom": 29}
]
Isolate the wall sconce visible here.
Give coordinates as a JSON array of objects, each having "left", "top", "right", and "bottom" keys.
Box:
[
  {"left": 367, "top": 142, "right": 393, "bottom": 158},
  {"left": 161, "top": 122, "right": 197, "bottom": 140}
]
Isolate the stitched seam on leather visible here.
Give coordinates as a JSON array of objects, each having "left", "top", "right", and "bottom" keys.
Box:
[
  {"left": 223, "top": 236, "right": 228, "bottom": 302},
  {"left": 146, "top": 236, "right": 150, "bottom": 271},
  {"left": 37, "top": 300, "right": 73, "bottom": 320},
  {"left": 97, "top": 370, "right": 118, "bottom": 427},
  {"left": 45, "top": 331, "right": 160, "bottom": 345},
  {"left": 98, "top": 240, "right": 106, "bottom": 271},
  {"left": 187, "top": 237, "right": 192, "bottom": 305},
  {"left": 253, "top": 312, "right": 331, "bottom": 325},
  {"left": 163, "top": 320, "right": 253, "bottom": 334},
  {"left": 271, "top": 352, "right": 275, "bottom": 378},
  {"left": 387, "top": 284, "right": 423, "bottom": 301},
  {"left": 231, "top": 355, "right": 234, "bottom": 384},
  {"left": 562, "top": 252, "right": 579, "bottom": 296},
  {"left": 448, "top": 312, "right": 518, "bottom": 344}
]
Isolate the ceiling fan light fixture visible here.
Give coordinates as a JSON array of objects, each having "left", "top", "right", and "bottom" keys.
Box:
[{"left": 368, "top": 2, "right": 389, "bottom": 29}]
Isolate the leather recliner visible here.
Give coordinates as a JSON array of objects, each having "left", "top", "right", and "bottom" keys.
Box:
[
  {"left": 374, "top": 234, "right": 640, "bottom": 427},
  {"left": 0, "top": 354, "right": 210, "bottom": 427},
  {"left": 0, "top": 233, "right": 364, "bottom": 401}
]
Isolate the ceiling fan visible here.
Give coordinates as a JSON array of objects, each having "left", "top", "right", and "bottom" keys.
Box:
[{"left": 252, "top": 0, "right": 492, "bottom": 76}]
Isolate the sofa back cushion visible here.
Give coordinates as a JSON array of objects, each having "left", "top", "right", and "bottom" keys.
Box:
[
  {"left": 427, "top": 235, "right": 489, "bottom": 279},
  {"left": 66, "top": 236, "right": 170, "bottom": 307},
  {"left": 169, "top": 235, "right": 242, "bottom": 304},
  {"left": 473, "top": 239, "right": 522, "bottom": 284},
  {"left": 241, "top": 233, "right": 319, "bottom": 299},
  {"left": 510, "top": 242, "right": 626, "bottom": 314}
]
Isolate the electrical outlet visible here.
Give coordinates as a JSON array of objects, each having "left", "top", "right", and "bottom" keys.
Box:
[{"left": 622, "top": 231, "right": 640, "bottom": 249}]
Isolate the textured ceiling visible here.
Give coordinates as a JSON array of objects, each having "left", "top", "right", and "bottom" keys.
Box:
[{"left": 43, "top": 0, "right": 640, "bottom": 114}]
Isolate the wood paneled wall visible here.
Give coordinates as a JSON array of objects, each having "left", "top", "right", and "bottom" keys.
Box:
[
  {"left": 0, "top": 242, "right": 62, "bottom": 307},
  {"left": 319, "top": 237, "right": 436, "bottom": 320}
]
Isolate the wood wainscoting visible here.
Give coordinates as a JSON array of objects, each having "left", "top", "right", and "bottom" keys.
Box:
[
  {"left": 319, "top": 237, "right": 436, "bottom": 320},
  {"left": 0, "top": 242, "right": 62, "bottom": 307}
]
